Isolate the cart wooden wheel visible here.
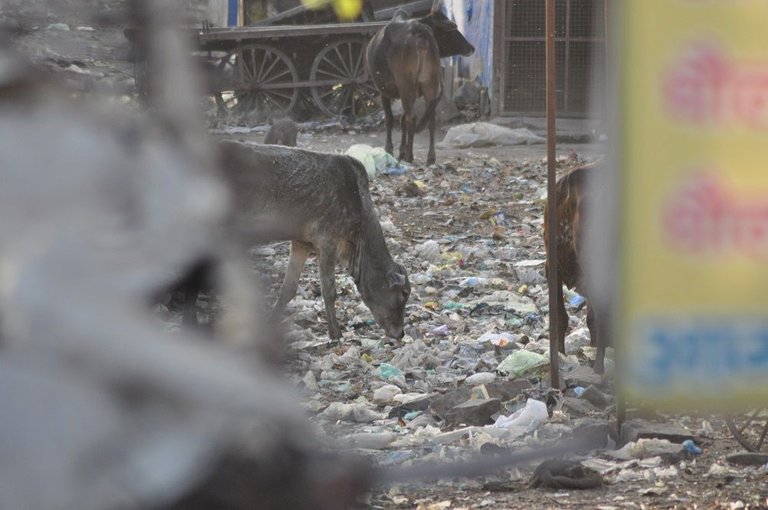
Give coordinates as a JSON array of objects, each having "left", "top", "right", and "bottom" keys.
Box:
[
  {"left": 219, "top": 44, "right": 299, "bottom": 122},
  {"left": 726, "top": 407, "right": 768, "bottom": 452},
  {"left": 310, "top": 38, "right": 381, "bottom": 119}
]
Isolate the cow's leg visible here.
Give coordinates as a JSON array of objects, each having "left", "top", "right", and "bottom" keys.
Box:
[
  {"left": 426, "top": 111, "right": 436, "bottom": 165},
  {"left": 556, "top": 279, "right": 569, "bottom": 355},
  {"left": 272, "top": 241, "right": 311, "bottom": 317},
  {"left": 182, "top": 284, "right": 200, "bottom": 328},
  {"left": 180, "top": 258, "right": 215, "bottom": 328},
  {"left": 587, "top": 304, "right": 606, "bottom": 374},
  {"left": 382, "top": 96, "right": 394, "bottom": 157},
  {"left": 398, "top": 103, "right": 412, "bottom": 162},
  {"left": 317, "top": 242, "right": 342, "bottom": 339},
  {"left": 405, "top": 111, "right": 415, "bottom": 163}
]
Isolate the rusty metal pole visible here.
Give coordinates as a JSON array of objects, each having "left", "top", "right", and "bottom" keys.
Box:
[{"left": 546, "top": 0, "right": 560, "bottom": 390}]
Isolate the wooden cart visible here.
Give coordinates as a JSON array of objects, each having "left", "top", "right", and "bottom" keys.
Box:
[{"left": 131, "top": 0, "right": 434, "bottom": 122}]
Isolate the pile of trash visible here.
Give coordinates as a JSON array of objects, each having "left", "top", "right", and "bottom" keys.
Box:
[
  {"left": 170, "top": 139, "right": 768, "bottom": 505},
  {"left": 176, "top": 130, "right": 765, "bottom": 505}
]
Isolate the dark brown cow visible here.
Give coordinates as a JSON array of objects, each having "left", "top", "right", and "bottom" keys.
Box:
[
  {"left": 544, "top": 164, "right": 608, "bottom": 374},
  {"left": 264, "top": 117, "right": 298, "bottom": 147},
  {"left": 366, "top": 2, "right": 474, "bottom": 165}
]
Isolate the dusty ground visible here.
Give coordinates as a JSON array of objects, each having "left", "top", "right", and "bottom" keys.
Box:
[
  {"left": 264, "top": 130, "right": 767, "bottom": 510},
  {"left": 3, "top": 2, "right": 767, "bottom": 509}
]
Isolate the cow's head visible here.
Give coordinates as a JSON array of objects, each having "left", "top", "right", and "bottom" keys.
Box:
[
  {"left": 419, "top": 10, "right": 475, "bottom": 58},
  {"left": 358, "top": 262, "right": 410, "bottom": 339}
]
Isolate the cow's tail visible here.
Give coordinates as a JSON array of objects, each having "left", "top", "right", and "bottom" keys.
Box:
[{"left": 415, "top": 93, "right": 441, "bottom": 133}]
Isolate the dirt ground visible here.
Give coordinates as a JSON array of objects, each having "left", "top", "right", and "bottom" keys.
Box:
[
  {"left": 3, "top": 2, "right": 767, "bottom": 509},
  {"left": 225, "top": 126, "right": 766, "bottom": 510},
  {"left": 289, "top": 133, "right": 767, "bottom": 510}
]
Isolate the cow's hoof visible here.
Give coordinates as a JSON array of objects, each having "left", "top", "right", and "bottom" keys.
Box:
[{"left": 426, "top": 157, "right": 435, "bottom": 165}]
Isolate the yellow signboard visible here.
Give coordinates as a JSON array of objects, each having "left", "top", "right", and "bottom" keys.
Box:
[{"left": 618, "top": 1, "right": 768, "bottom": 408}]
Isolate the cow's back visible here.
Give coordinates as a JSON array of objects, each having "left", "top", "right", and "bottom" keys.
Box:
[
  {"left": 367, "top": 16, "right": 439, "bottom": 99},
  {"left": 545, "top": 165, "right": 594, "bottom": 291},
  {"left": 218, "top": 141, "right": 366, "bottom": 244}
]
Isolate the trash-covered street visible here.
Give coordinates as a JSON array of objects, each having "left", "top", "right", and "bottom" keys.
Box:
[
  {"left": 2, "top": 0, "right": 768, "bottom": 508},
  {"left": 216, "top": 127, "right": 768, "bottom": 509}
]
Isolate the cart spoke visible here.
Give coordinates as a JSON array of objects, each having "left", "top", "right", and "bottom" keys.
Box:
[
  {"left": 261, "top": 68, "right": 294, "bottom": 84},
  {"left": 254, "top": 50, "right": 268, "bottom": 83},
  {"left": 320, "top": 56, "right": 348, "bottom": 79},
  {"left": 332, "top": 46, "right": 352, "bottom": 77},
  {"left": 264, "top": 92, "right": 290, "bottom": 111},
  {"left": 259, "top": 54, "right": 282, "bottom": 83},
  {"left": 267, "top": 89, "right": 295, "bottom": 102},
  {"left": 757, "top": 427, "right": 768, "bottom": 450},
  {"left": 352, "top": 45, "right": 364, "bottom": 77},
  {"left": 726, "top": 407, "right": 768, "bottom": 453}
]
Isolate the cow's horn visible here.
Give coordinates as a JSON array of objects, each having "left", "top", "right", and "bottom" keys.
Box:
[{"left": 431, "top": 0, "right": 442, "bottom": 14}]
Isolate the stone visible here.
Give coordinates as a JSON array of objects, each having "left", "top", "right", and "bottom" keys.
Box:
[
  {"left": 428, "top": 387, "right": 473, "bottom": 420},
  {"left": 572, "top": 417, "right": 611, "bottom": 450},
  {"left": 388, "top": 393, "right": 434, "bottom": 419},
  {"left": 620, "top": 419, "right": 697, "bottom": 445},
  {"left": 725, "top": 452, "right": 768, "bottom": 466},
  {"left": 562, "top": 396, "right": 598, "bottom": 416},
  {"left": 563, "top": 365, "right": 603, "bottom": 387},
  {"left": 579, "top": 385, "right": 609, "bottom": 409},
  {"left": 444, "top": 398, "right": 501, "bottom": 426},
  {"left": 484, "top": 379, "right": 532, "bottom": 401}
]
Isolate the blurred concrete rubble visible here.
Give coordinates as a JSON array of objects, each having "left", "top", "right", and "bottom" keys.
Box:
[{"left": 0, "top": 1, "right": 370, "bottom": 508}]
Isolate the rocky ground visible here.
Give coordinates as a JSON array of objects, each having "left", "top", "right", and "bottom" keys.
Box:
[{"left": 3, "top": 2, "right": 767, "bottom": 509}]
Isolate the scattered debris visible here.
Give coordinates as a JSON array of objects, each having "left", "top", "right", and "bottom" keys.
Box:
[{"left": 8, "top": 3, "right": 767, "bottom": 506}]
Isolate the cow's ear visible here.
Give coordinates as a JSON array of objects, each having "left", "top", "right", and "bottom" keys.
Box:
[{"left": 387, "top": 270, "right": 406, "bottom": 289}]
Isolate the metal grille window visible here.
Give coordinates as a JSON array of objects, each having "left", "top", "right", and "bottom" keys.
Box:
[{"left": 500, "top": 0, "right": 606, "bottom": 117}]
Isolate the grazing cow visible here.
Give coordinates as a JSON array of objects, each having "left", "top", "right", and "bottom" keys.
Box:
[
  {"left": 264, "top": 117, "right": 298, "bottom": 146},
  {"left": 544, "top": 164, "right": 608, "bottom": 373},
  {"left": 366, "top": 2, "right": 474, "bottom": 165},
  {"left": 185, "top": 141, "right": 410, "bottom": 340}
]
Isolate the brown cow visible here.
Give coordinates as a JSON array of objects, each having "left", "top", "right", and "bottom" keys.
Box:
[
  {"left": 544, "top": 164, "right": 608, "bottom": 373},
  {"left": 366, "top": 2, "right": 474, "bottom": 165}
]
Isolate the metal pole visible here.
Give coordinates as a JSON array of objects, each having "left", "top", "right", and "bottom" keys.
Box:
[{"left": 546, "top": 0, "right": 560, "bottom": 390}]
